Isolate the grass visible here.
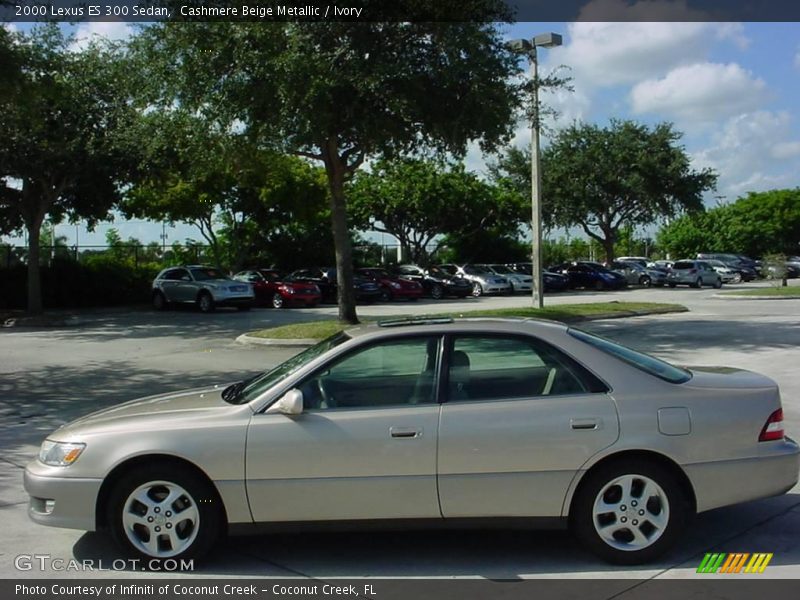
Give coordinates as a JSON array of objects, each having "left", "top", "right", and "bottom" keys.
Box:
[
  {"left": 248, "top": 301, "right": 686, "bottom": 340},
  {"left": 720, "top": 286, "right": 800, "bottom": 297}
]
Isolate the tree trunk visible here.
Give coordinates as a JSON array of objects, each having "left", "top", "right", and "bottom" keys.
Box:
[
  {"left": 322, "top": 145, "right": 358, "bottom": 324},
  {"left": 26, "top": 213, "right": 46, "bottom": 315}
]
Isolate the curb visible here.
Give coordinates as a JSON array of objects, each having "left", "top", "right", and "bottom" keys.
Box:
[
  {"left": 237, "top": 306, "right": 690, "bottom": 348},
  {"left": 236, "top": 333, "right": 320, "bottom": 347},
  {"left": 714, "top": 293, "right": 800, "bottom": 300}
]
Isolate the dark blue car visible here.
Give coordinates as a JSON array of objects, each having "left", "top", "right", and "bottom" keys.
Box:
[{"left": 549, "top": 262, "right": 627, "bottom": 291}]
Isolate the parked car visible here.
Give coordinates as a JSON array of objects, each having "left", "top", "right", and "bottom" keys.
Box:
[
  {"left": 703, "top": 260, "right": 741, "bottom": 284},
  {"left": 152, "top": 265, "right": 254, "bottom": 313},
  {"left": 437, "top": 264, "right": 512, "bottom": 297},
  {"left": 610, "top": 261, "right": 666, "bottom": 287},
  {"left": 481, "top": 264, "right": 532, "bottom": 293},
  {"left": 503, "top": 263, "right": 570, "bottom": 293},
  {"left": 288, "top": 267, "right": 381, "bottom": 304},
  {"left": 696, "top": 253, "right": 758, "bottom": 281},
  {"left": 25, "top": 317, "right": 799, "bottom": 565},
  {"left": 765, "top": 263, "right": 800, "bottom": 280},
  {"left": 233, "top": 269, "right": 321, "bottom": 308},
  {"left": 649, "top": 260, "right": 673, "bottom": 272},
  {"left": 667, "top": 260, "right": 723, "bottom": 288},
  {"left": 391, "top": 265, "right": 473, "bottom": 299},
  {"left": 550, "top": 262, "right": 627, "bottom": 291},
  {"left": 356, "top": 268, "right": 424, "bottom": 301}
]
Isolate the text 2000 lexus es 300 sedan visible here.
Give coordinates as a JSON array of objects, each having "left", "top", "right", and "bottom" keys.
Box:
[{"left": 25, "top": 318, "right": 799, "bottom": 564}]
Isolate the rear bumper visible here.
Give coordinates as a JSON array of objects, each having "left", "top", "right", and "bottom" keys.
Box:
[
  {"left": 24, "top": 462, "right": 101, "bottom": 531},
  {"left": 686, "top": 437, "right": 800, "bottom": 513}
]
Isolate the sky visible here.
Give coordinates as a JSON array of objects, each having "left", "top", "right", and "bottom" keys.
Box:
[{"left": 3, "top": 17, "right": 800, "bottom": 248}]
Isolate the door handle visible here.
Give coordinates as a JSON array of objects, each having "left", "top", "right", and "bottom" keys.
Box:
[
  {"left": 570, "top": 418, "right": 600, "bottom": 430},
  {"left": 390, "top": 426, "right": 422, "bottom": 439}
]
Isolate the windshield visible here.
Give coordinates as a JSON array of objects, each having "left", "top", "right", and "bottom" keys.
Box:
[
  {"left": 231, "top": 332, "right": 351, "bottom": 404},
  {"left": 673, "top": 261, "right": 695, "bottom": 270},
  {"left": 464, "top": 265, "right": 491, "bottom": 275},
  {"left": 488, "top": 265, "right": 512, "bottom": 274},
  {"left": 568, "top": 328, "right": 691, "bottom": 384},
  {"left": 191, "top": 268, "right": 228, "bottom": 281}
]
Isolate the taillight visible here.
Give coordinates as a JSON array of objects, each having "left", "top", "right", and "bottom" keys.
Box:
[{"left": 759, "top": 408, "right": 785, "bottom": 442}]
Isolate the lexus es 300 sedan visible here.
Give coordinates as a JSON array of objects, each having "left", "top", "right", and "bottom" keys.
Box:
[{"left": 25, "top": 318, "right": 799, "bottom": 565}]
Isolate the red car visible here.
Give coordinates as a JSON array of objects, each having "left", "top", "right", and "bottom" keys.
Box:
[
  {"left": 357, "top": 267, "right": 424, "bottom": 301},
  {"left": 233, "top": 269, "right": 321, "bottom": 308}
]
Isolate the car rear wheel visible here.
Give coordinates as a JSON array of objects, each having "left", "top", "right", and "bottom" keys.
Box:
[
  {"left": 594, "top": 280, "right": 605, "bottom": 291},
  {"left": 108, "top": 465, "right": 223, "bottom": 562},
  {"left": 639, "top": 276, "right": 652, "bottom": 288},
  {"left": 667, "top": 282, "right": 676, "bottom": 288},
  {"left": 430, "top": 284, "right": 444, "bottom": 300},
  {"left": 713, "top": 278, "right": 722, "bottom": 289},
  {"left": 472, "top": 283, "right": 483, "bottom": 297},
  {"left": 571, "top": 459, "right": 690, "bottom": 564},
  {"left": 197, "top": 292, "right": 215, "bottom": 313},
  {"left": 152, "top": 292, "right": 167, "bottom": 311},
  {"left": 272, "top": 293, "right": 284, "bottom": 309},
  {"left": 379, "top": 289, "right": 392, "bottom": 302},
  {"left": 693, "top": 278, "right": 703, "bottom": 288},
  {"left": 732, "top": 273, "right": 742, "bottom": 283}
]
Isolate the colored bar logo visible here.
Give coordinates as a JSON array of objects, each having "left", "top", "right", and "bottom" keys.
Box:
[{"left": 697, "top": 552, "right": 773, "bottom": 574}]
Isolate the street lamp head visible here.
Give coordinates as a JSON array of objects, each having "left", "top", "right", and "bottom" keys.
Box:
[
  {"left": 507, "top": 38, "right": 533, "bottom": 53},
  {"left": 532, "top": 32, "right": 563, "bottom": 48}
]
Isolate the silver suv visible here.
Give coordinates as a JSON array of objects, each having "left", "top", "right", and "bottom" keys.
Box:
[
  {"left": 667, "top": 260, "right": 722, "bottom": 289},
  {"left": 152, "top": 265, "right": 255, "bottom": 312}
]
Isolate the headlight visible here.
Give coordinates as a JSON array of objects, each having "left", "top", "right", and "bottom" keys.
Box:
[
  {"left": 39, "top": 440, "right": 86, "bottom": 467},
  {"left": 282, "top": 286, "right": 296, "bottom": 294},
  {"left": 390, "top": 282, "right": 401, "bottom": 289}
]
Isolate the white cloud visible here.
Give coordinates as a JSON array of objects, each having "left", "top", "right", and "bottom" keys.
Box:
[
  {"left": 547, "top": 21, "right": 748, "bottom": 89},
  {"left": 71, "top": 21, "right": 133, "bottom": 52},
  {"left": 692, "top": 111, "right": 800, "bottom": 198},
  {"left": 2, "top": 22, "right": 18, "bottom": 34},
  {"left": 630, "top": 62, "right": 767, "bottom": 123}
]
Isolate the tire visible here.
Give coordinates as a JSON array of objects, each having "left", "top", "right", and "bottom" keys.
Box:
[
  {"left": 693, "top": 278, "right": 703, "bottom": 289},
  {"left": 152, "top": 292, "right": 167, "bottom": 311},
  {"left": 272, "top": 293, "right": 284, "bottom": 309},
  {"left": 667, "top": 282, "right": 676, "bottom": 288},
  {"left": 197, "top": 292, "right": 215, "bottom": 313},
  {"left": 639, "top": 276, "right": 652, "bottom": 288},
  {"left": 379, "top": 289, "right": 392, "bottom": 302},
  {"left": 571, "top": 459, "right": 690, "bottom": 565},
  {"left": 594, "top": 280, "right": 605, "bottom": 291},
  {"left": 430, "top": 284, "right": 444, "bottom": 300},
  {"left": 107, "top": 464, "right": 223, "bottom": 562},
  {"left": 472, "top": 282, "right": 483, "bottom": 297},
  {"left": 713, "top": 278, "right": 722, "bottom": 289},
  {"left": 732, "top": 273, "right": 742, "bottom": 283}
]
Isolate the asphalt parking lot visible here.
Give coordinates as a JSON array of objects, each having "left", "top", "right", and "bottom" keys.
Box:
[{"left": 2, "top": 282, "right": 800, "bottom": 580}]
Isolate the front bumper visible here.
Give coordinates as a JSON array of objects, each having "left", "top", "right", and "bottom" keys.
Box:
[
  {"left": 24, "top": 462, "right": 102, "bottom": 531},
  {"left": 686, "top": 437, "right": 800, "bottom": 513}
]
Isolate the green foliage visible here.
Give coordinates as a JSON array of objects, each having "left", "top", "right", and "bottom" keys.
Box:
[
  {"left": 492, "top": 120, "right": 717, "bottom": 262},
  {"left": 349, "top": 159, "right": 526, "bottom": 265},
  {"left": 131, "top": 13, "right": 523, "bottom": 323},
  {"left": 0, "top": 25, "right": 136, "bottom": 312},
  {"left": 658, "top": 189, "right": 800, "bottom": 259}
]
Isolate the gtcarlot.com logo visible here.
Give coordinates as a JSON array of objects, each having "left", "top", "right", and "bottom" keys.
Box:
[{"left": 697, "top": 552, "right": 773, "bottom": 574}]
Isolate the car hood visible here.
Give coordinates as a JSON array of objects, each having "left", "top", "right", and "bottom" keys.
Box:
[
  {"left": 53, "top": 386, "right": 238, "bottom": 436},
  {"left": 684, "top": 367, "right": 778, "bottom": 390}
]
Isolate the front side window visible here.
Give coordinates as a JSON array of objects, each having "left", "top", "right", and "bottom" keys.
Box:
[
  {"left": 191, "top": 267, "right": 226, "bottom": 281},
  {"left": 446, "top": 335, "right": 602, "bottom": 402},
  {"left": 299, "top": 336, "right": 440, "bottom": 410}
]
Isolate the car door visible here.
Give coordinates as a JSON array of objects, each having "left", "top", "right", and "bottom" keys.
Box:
[
  {"left": 159, "top": 268, "right": 189, "bottom": 302},
  {"left": 246, "top": 334, "right": 443, "bottom": 523},
  {"left": 437, "top": 333, "right": 619, "bottom": 518}
]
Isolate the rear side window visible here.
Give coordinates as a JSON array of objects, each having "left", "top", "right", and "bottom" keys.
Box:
[
  {"left": 446, "top": 335, "right": 607, "bottom": 402},
  {"left": 673, "top": 261, "right": 695, "bottom": 270},
  {"left": 568, "top": 328, "right": 691, "bottom": 384}
]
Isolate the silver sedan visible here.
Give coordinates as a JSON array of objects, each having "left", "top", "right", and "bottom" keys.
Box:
[{"left": 24, "top": 318, "right": 799, "bottom": 565}]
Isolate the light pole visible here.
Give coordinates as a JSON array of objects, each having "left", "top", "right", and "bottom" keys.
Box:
[{"left": 508, "top": 32, "right": 562, "bottom": 309}]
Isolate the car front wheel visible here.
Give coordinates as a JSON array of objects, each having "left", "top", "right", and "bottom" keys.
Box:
[
  {"left": 272, "top": 293, "right": 284, "bottom": 309},
  {"left": 430, "top": 284, "right": 444, "bottom": 300},
  {"left": 639, "top": 276, "right": 652, "bottom": 287},
  {"left": 152, "top": 292, "right": 167, "bottom": 311},
  {"left": 108, "top": 465, "right": 223, "bottom": 562},
  {"left": 472, "top": 283, "right": 483, "bottom": 297},
  {"left": 197, "top": 292, "right": 215, "bottom": 313},
  {"left": 571, "top": 459, "right": 690, "bottom": 564}
]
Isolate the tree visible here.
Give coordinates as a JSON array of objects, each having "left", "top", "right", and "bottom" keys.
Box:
[
  {"left": 493, "top": 121, "right": 717, "bottom": 262},
  {"left": 0, "top": 26, "right": 134, "bottom": 313},
  {"left": 349, "top": 159, "right": 526, "bottom": 265},
  {"left": 131, "top": 12, "right": 522, "bottom": 323},
  {"left": 659, "top": 188, "right": 800, "bottom": 258}
]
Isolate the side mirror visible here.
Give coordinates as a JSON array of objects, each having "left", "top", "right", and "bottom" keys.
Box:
[{"left": 266, "top": 389, "right": 303, "bottom": 416}]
